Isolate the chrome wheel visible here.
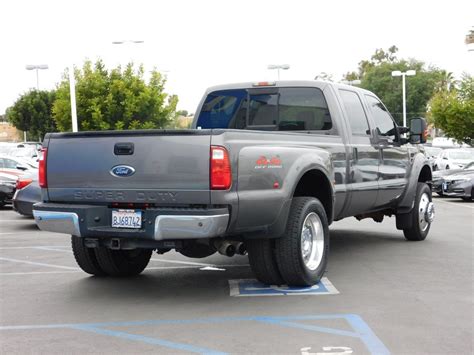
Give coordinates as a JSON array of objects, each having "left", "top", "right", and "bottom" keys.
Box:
[
  {"left": 300, "top": 212, "right": 324, "bottom": 271},
  {"left": 418, "top": 193, "right": 434, "bottom": 232}
]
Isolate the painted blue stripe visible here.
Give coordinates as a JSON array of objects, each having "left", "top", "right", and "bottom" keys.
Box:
[
  {"left": 256, "top": 317, "right": 359, "bottom": 338},
  {"left": 344, "top": 314, "right": 391, "bottom": 355},
  {"left": 73, "top": 325, "right": 227, "bottom": 355}
]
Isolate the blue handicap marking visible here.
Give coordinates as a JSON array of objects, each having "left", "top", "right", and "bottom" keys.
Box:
[{"left": 229, "top": 277, "right": 339, "bottom": 296}]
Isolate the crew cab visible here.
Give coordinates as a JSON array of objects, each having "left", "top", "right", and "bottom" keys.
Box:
[{"left": 33, "top": 81, "right": 434, "bottom": 286}]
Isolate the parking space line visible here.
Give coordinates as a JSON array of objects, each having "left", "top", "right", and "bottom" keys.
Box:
[
  {"left": 0, "top": 245, "right": 69, "bottom": 250},
  {"left": 0, "top": 271, "right": 80, "bottom": 276},
  {"left": 150, "top": 258, "right": 213, "bottom": 267},
  {"left": 0, "top": 256, "right": 78, "bottom": 270},
  {"left": 0, "top": 314, "right": 389, "bottom": 354},
  {"left": 73, "top": 325, "right": 227, "bottom": 355}
]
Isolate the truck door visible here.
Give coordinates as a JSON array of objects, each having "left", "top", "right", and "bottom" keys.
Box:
[
  {"left": 338, "top": 89, "right": 379, "bottom": 215},
  {"left": 364, "top": 95, "right": 409, "bottom": 208}
]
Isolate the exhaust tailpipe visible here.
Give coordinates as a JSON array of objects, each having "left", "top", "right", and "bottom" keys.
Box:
[
  {"left": 214, "top": 240, "right": 236, "bottom": 257},
  {"left": 233, "top": 242, "right": 247, "bottom": 255}
]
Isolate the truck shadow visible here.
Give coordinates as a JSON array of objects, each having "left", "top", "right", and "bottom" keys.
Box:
[{"left": 65, "top": 228, "right": 406, "bottom": 303}]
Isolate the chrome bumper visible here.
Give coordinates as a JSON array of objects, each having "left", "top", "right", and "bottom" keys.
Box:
[
  {"left": 33, "top": 208, "right": 229, "bottom": 240},
  {"left": 154, "top": 214, "right": 229, "bottom": 240},
  {"left": 33, "top": 210, "right": 81, "bottom": 236}
]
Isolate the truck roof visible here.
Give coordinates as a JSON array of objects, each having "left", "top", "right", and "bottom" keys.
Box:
[{"left": 205, "top": 80, "right": 374, "bottom": 95}]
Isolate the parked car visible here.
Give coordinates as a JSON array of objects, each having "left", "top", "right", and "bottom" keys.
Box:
[
  {"left": 432, "top": 162, "right": 474, "bottom": 196},
  {"left": 423, "top": 146, "right": 443, "bottom": 167},
  {"left": 0, "top": 154, "right": 38, "bottom": 176},
  {"left": 13, "top": 172, "right": 40, "bottom": 217},
  {"left": 433, "top": 149, "right": 474, "bottom": 171},
  {"left": 0, "top": 172, "right": 17, "bottom": 207},
  {"left": 9, "top": 144, "right": 41, "bottom": 165},
  {"left": 437, "top": 168, "right": 474, "bottom": 201},
  {"left": 34, "top": 81, "right": 434, "bottom": 286}
]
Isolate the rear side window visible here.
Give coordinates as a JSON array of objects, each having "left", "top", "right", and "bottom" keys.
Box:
[
  {"left": 339, "top": 90, "right": 370, "bottom": 135},
  {"left": 196, "top": 87, "right": 332, "bottom": 132}
]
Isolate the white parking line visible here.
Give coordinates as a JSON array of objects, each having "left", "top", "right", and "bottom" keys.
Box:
[
  {"left": 0, "top": 271, "right": 80, "bottom": 276},
  {"left": 435, "top": 199, "right": 474, "bottom": 209},
  {"left": 150, "top": 258, "right": 213, "bottom": 267},
  {"left": 0, "top": 245, "right": 69, "bottom": 250},
  {"left": 34, "top": 246, "right": 72, "bottom": 253},
  {"left": 0, "top": 257, "right": 78, "bottom": 270}
]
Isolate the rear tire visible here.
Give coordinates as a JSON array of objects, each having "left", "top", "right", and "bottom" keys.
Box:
[
  {"left": 403, "top": 183, "right": 434, "bottom": 241},
  {"left": 275, "top": 197, "right": 329, "bottom": 286},
  {"left": 247, "top": 239, "right": 285, "bottom": 285},
  {"left": 71, "top": 236, "right": 106, "bottom": 276},
  {"left": 94, "top": 247, "right": 152, "bottom": 277}
]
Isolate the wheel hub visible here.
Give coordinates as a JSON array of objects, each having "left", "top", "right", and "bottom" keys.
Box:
[
  {"left": 300, "top": 212, "right": 324, "bottom": 271},
  {"left": 418, "top": 193, "right": 433, "bottom": 232}
]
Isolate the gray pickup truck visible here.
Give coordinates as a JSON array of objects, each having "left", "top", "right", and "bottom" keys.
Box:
[{"left": 33, "top": 81, "right": 434, "bottom": 286}]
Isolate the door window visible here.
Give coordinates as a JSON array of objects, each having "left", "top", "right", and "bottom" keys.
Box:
[
  {"left": 365, "top": 95, "right": 397, "bottom": 140},
  {"left": 339, "top": 90, "right": 370, "bottom": 135}
]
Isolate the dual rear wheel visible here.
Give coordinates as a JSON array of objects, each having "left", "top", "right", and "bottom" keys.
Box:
[
  {"left": 71, "top": 236, "right": 152, "bottom": 277},
  {"left": 247, "top": 197, "right": 329, "bottom": 287}
]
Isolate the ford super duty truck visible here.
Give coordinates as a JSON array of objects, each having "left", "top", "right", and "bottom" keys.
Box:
[{"left": 33, "top": 81, "right": 434, "bottom": 286}]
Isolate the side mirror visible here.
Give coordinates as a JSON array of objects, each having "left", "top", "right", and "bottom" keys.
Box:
[
  {"left": 409, "top": 117, "right": 427, "bottom": 144},
  {"left": 16, "top": 164, "right": 28, "bottom": 171}
]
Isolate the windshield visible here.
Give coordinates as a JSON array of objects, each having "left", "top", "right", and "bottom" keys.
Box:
[
  {"left": 448, "top": 150, "right": 474, "bottom": 160},
  {"left": 424, "top": 147, "right": 442, "bottom": 157},
  {"left": 196, "top": 87, "right": 333, "bottom": 132}
]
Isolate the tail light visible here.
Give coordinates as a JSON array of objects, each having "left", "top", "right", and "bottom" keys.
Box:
[
  {"left": 39, "top": 148, "right": 47, "bottom": 188},
  {"left": 16, "top": 178, "right": 33, "bottom": 190},
  {"left": 210, "top": 146, "right": 232, "bottom": 190}
]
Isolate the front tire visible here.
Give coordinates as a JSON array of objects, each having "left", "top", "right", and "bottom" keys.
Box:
[
  {"left": 403, "top": 183, "right": 434, "bottom": 241},
  {"left": 71, "top": 236, "right": 106, "bottom": 276},
  {"left": 94, "top": 247, "right": 152, "bottom": 277},
  {"left": 275, "top": 197, "right": 329, "bottom": 286}
]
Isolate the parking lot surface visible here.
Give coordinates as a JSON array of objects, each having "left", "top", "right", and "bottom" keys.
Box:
[{"left": 0, "top": 197, "right": 472, "bottom": 354}]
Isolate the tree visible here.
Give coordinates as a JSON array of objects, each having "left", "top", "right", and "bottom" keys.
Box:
[
  {"left": 344, "top": 46, "right": 446, "bottom": 125},
  {"left": 6, "top": 90, "right": 56, "bottom": 141},
  {"left": 176, "top": 110, "right": 189, "bottom": 117},
  {"left": 53, "top": 60, "right": 178, "bottom": 131},
  {"left": 429, "top": 73, "right": 474, "bottom": 144}
]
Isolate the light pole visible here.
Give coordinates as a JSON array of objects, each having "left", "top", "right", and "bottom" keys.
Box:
[
  {"left": 25, "top": 64, "right": 49, "bottom": 141},
  {"left": 267, "top": 64, "right": 290, "bottom": 80},
  {"left": 341, "top": 79, "right": 361, "bottom": 86},
  {"left": 25, "top": 64, "right": 48, "bottom": 90},
  {"left": 392, "top": 70, "right": 416, "bottom": 129}
]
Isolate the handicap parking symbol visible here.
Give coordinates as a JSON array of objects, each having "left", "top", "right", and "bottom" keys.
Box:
[{"left": 229, "top": 277, "right": 339, "bottom": 296}]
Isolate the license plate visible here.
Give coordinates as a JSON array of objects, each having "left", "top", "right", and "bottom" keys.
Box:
[{"left": 112, "top": 209, "right": 142, "bottom": 229}]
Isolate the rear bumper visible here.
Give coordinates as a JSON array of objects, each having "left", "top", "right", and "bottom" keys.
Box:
[{"left": 33, "top": 203, "right": 229, "bottom": 240}]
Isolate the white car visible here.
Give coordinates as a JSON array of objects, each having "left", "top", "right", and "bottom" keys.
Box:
[{"left": 433, "top": 149, "right": 474, "bottom": 171}]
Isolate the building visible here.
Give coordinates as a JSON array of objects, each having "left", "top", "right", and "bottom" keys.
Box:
[{"left": 0, "top": 115, "right": 22, "bottom": 142}]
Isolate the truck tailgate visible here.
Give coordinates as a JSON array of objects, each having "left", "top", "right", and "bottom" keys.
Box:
[{"left": 45, "top": 131, "right": 211, "bottom": 205}]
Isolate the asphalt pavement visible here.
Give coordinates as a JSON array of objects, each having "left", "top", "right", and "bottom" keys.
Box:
[{"left": 0, "top": 197, "right": 472, "bottom": 354}]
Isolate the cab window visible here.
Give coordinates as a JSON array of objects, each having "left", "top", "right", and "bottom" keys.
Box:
[{"left": 365, "top": 95, "right": 397, "bottom": 141}]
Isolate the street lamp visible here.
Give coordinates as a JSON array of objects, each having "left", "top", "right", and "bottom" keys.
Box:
[
  {"left": 25, "top": 64, "right": 49, "bottom": 141},
  {"left": 267, "top": 64, "right": 290, "bottom": 80},
  {"left": 68, "top": 40, "right": 146, "bottom": 133},
  {"left": 392, "top": 70, "right": 416, "bottom": 129},
  {"left": 112, "top": 40, "right": 145, "bottom": 45},
  {"left": 25, "top": 64, "right": 48, "bottom": 90},
  {"left": 341, "top": 79, "right": 361, "bottom": 86}
]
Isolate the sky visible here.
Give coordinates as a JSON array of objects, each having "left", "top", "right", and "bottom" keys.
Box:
[{"left": 0, "top": 0, "right": 473, "bottom": 115}]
